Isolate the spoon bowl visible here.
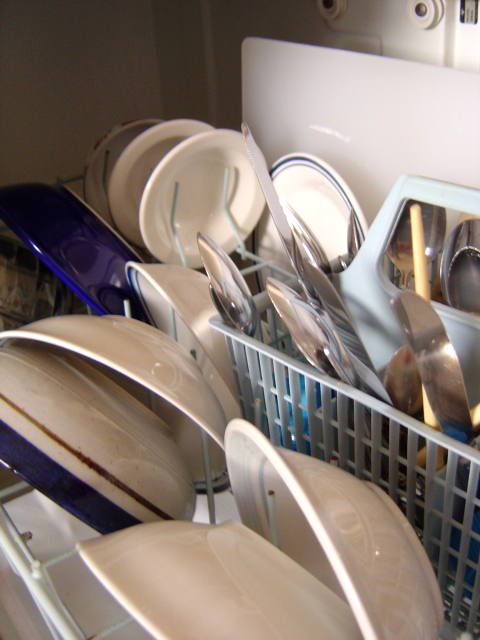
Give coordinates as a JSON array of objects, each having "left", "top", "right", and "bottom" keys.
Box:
[
  {"left": 440, "top": 218, "right": 480, "bottom": 314},
  {"left": 266, "top": 277, "right": 358, "bottom": 385},
  {"left": 382, "top": 343, "right": 422, "bottom": 416},
  {"left": 386, "top": 199, "right": 446, "bottom": 289},
  {"left": 197, "top": 232, "right": 257, "bottom": 337}
]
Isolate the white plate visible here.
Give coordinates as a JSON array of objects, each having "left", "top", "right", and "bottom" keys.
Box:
[
  {"left": 254, "top": 153, "right": 368, "bottom": 283},
  {"left": 126, "top": 261, "right": 238, "bottom": 398},
  {"left": 78, "top": 519, "right": 362, "bottom": 640},
  {"left": 108, "top": 119, "right": 214, "bottom": 247},
  {"left": 0, "top": 315, "right": 227, "bottom": 450},
  {"left": 139, "top": 128, "right": 266, "bottom": 268},
  {"left": 225, "top": 419, "right": 444, "bottom": 640},
  {"left": 126, "top": 261, "right": 241, "bottom": 487},
  {"left": 0, "top": 341, "right": 196, "bottom": 533},
  {"left": 83, "top": 118, "right": 162, "bottom": 226}
]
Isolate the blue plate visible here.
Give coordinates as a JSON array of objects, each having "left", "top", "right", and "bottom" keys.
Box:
[{"left": 0, "top": 183, "right": 148, "bottom": 320}]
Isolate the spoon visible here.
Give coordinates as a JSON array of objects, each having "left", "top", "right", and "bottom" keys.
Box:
[
  {"left": 390, "top": 289, "right": 476, "bottom": 443},
  {"left": 440, "top": 217, "right": 480, "bottom": 314},
  {"left": 346, "top": 208, "right": 364, "bottom": 263},
  {"left": 197, "top": 232, "right": 257, "bottom": 337},
  {"left": 382, "top": 343, "right": 422, "bottom": 416},
  {"left": 386, "top": 199, "right": 447, "bottom": 289},
  {"left": 281, "top": 198, "right": 332, "bottom": 277},
  {"left": 266, "top": 277, "right": 358, "bottom": 385}
]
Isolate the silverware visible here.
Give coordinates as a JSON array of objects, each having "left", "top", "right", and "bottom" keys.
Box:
[
  {"left": 266, "top": 277, "right": 358, "bottom": 385},
  {"left": 386, "top": 199, "right": 446, "bottom": 289},
  {"left": 198, "top": 232, "right": 257, "bottom": 337},
  {"left": 390, "top": 289, "right": 476, "bottom": 443},
  {"left": 440, "top": 217, "right": 480, "bottom": 314}
]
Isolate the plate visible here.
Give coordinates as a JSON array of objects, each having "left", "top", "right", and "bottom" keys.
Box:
[
  {"left": 0, "top": 340, "right": 196, "bottom": 533},
  {"left": 139, "top": 128, "right": 266, "bottom": 268},
  {"left": 0, "top": 314, "right": 228, "bottom": 451},
  {"left": 108, "top": 119, "right": 214, "bottom": 247},
  {"left": 254, "top": 153, "right": 368, "bottom": 285},
  {"left": 83, "top": 118, "right": 162, "bottom": 226},
  {"left": 126, "top": 261, "right": 238, "bottom": 399},
  {"left": 77, "top": 519, "right": 362, "bottom": 640},
  {"left": 225, "top": 418, "right": 444, "bottom": 640},
  {"left": 126, "top": 262, "right": 240, "bottom": 488},
  {"left": 0, "top": 183, "right": 147, "bottom": 320}
]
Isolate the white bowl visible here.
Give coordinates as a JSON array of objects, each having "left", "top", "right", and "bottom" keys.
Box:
[
  {"left": 77, "top": 519, "right": 362, "bottom": 640},
  {"left": 108, "top": 119, "right": 214, "bottom": 247},
  {"left": 139, "top": 128, "right": 266, "bottom": 267},
  {"left": 83, "top": 118, "right": 162, "bottom": 226},
  {"left": 0, "top": 314, "right": 228, "bottom": 451},
  {"left": 225, "top": 418, "right": 444, "bottom": 640},
  {"left": 0, "top": 340, "right": 196, "bottom": 533}
]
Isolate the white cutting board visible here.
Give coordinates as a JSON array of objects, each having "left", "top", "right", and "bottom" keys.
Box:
[{"left": 242, "top": 37, "right": 480, "bottom": 224}]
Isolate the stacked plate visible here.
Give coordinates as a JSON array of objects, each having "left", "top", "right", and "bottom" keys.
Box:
[
  {"left": 84, "top": 118, "right": 266, "bottom": 267},
  {"left": 254, "top": 152, "right": 369, "bottom": 286}
]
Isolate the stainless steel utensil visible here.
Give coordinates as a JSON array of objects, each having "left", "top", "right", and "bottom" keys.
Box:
[
  {"left": 382, "top": 344, "right": 422, "bottom": 416},
  {"left": 386, "top": 199, "right": 446, "bottom": 289},
  {"left": 440, "top": 217, "right": 480, "bottom": 314},
  {"left": 346, "top": 208, "right": 364, "bottom": 265},
  {"left": 390, "top": 289, "right": 476, "bottom": 443},
  {"left": 302, "top": 258, "right": 392, "bottom": 404},
  {"left": 266, "top": 277, "right": 357, "bottom": 385},
  {"left": 198, "top": 232, "right": 257, "bottom": 337}
]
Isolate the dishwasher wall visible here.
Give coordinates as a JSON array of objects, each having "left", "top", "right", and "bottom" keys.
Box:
[{"left": 1, "top": 0, "right": 478, "bottom": 191}]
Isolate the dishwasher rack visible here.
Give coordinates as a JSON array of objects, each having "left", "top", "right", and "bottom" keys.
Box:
[{"left": 210, "top": 283, "right": 480, "bottom": 639}]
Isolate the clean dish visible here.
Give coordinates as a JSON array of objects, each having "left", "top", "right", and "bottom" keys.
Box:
[
  {"left": 77, "top": 519, "right": 362, "bottom": 640},
  {"left": 139, "top": 128, "right": 266, "bottom": 267},
  {"left": 0, "top": 183, "right": 147, "bottom": 321},
  {"left": 0, "top": 314, "right": 228, "bottom": 450},
  {"left": 225, "top": 418, "right": 444, "bottom": 640},
  {"left": 254, "top": 153, "right": 368, "bottom": 285},
  {"left": 108, "top": 119, "right": 214, "bottom": 247},
  {"left": 0, "top": 340, "right": 196, "bottom": 533},
  {"left": 126, "top": 261, "right": 238, "bottom": 399},
  {"left": 126, "top": 261, "right": 241, "bottom": 488},
  {"left": 83, "top": 118, "right": 162, "bottom": 227}
]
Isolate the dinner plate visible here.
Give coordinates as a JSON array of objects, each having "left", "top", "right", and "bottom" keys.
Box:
[
  {"left": 254, "top": 153, "right": 368, "bottom": 285},
  {"left": 225, "top": 418, "right": 444, "bottom": 640},
  {"left": 0, "top": 340, "right": 196, "bottom": 534},
  {"left": 83, "top": 118, "right": 162, "bottom": 226},
  {"left": 77, "top": 519, "right": 362, "bottom": 640},
  {"left": 0, "top": 183, "right": 147, "bottom": 321},
  {"left": 126, "top": 261, "right": 238, "bottom": 398},
  {"left": 108, "top": 119, "right": 214, "bottom": 247},
  {"left": 139, "top": 128, "right": 266, "bottom": 267},
  {"left": 0, "top": 315, "right": 228, "bottom": 451}
]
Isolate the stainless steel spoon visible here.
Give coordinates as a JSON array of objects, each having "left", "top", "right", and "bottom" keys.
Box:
[
  {"left": 390, "top": 289, "right": 476, "bottom": 443},
  {"left": 266, "top": 277, "right": 358, "bottom": 385},
  {"left": 382, "top": 343, "right": 422, "bottom": 416},
  {"left": 440, "top": 218, "right": 480, "bottom": 314},
  {"left": 386, "top": 199, "right": 446, "bottom": 289},
  {"left": 197, "top": 232, "right": 257, "bottom": 337}
]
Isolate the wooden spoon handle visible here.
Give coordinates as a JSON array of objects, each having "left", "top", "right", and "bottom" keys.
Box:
[{"left": 411, "top": 203, "right": 446, "bottom": 469}]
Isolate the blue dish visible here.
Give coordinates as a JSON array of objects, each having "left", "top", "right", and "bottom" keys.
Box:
[{"left": 0, "top": 183, "right": 148, "bottom": 320}]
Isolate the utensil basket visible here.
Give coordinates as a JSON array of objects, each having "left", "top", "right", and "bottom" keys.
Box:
[{"left": 210, "top": 287, "right": 480, "bottom": 639}]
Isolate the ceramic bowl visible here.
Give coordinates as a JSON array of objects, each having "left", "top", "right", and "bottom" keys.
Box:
[
  {"left": 225, "top": 418, "right": 444, "bottom": 640},
  {"left": 0, "top": 340, "right": 196, "bottom": 533},
  {"left": 77, "top": 519, "right": 362, "bottom": 640}
]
